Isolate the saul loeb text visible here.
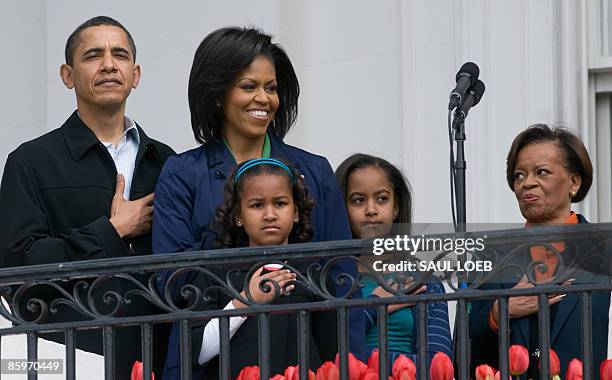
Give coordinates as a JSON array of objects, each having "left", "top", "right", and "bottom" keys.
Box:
[
  {"left": 372, "top": 259, "right": 493, "bottom": 273},
  {"left": 370, "top": 234, "right": 493, "bottom": 273}
]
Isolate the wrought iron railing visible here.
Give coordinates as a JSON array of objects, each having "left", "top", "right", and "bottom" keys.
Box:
[{"left": 0, "top": 223, "right": 610, "bottom": 380}]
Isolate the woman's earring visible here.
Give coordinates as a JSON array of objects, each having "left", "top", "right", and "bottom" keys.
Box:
[
  {"left": 236, "top": 219, "right": 243, "bottom": 227},
  {"left": 570, "top": 190, "right": 577, "bottom": 198}
]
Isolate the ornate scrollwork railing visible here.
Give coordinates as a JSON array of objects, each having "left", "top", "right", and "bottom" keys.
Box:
[{"left": 0, "top": 223, "right": 609, "bottom": 328}]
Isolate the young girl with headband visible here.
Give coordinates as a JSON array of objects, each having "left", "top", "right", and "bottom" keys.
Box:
[{"left": 189, "top": 158, "right": 329, "bottom": 378}]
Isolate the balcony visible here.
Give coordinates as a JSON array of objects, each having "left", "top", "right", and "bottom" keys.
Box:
[{"left": 0, "top": 223, "right": 610, "bottom": 380}]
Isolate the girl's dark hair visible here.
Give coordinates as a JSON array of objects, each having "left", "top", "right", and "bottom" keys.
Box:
[
  {"left": 213, "top": 160, "right": 314, "bottom": 248},
  {"left": 506, "top": 123, "right": 593, "bottom": 202},
  {"left": 188, "top": 26, "right": 300, "bottom": 144},
  {"left": 335, "top": 154, "right": 413, "bottom": 233}
]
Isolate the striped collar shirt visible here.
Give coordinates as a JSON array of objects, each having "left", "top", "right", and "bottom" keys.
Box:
[{"left": 100, "top": 116, "right": 140, "bottom": 200}]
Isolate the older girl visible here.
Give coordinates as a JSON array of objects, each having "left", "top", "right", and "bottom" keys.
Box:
[{"left": 336, "top": 153, "right": 453, "bottom": 367}]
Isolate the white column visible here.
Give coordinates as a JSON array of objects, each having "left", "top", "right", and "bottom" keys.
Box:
[
  {"left": 281, "top": 0, "right": 404, "bottom": 170},
  {"left": 0, "top": 1, "right": 47, "bottom": 176}
]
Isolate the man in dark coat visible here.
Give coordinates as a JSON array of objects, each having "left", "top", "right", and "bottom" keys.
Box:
[{"left": 0, "top": 16, "right": 175, "bottom": 379}]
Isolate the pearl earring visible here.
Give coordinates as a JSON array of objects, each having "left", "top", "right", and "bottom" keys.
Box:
[
  {"left": 236, "top": 219, "right": 243, "bottom": 226},
  {"left": 570, "top": 190, "right": 577, "bottom": 198}
]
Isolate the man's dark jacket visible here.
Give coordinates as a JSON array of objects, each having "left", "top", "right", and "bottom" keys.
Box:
[{"left": 0, "top": 111, "right": 175, "bottom": 379}]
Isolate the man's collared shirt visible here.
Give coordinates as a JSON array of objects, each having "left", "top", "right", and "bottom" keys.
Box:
[{"left": 100, "top": 116, "right": 140, "bottom": 200}]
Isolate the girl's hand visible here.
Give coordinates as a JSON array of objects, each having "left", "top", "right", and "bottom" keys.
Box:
[
  {"left": 232, "top": 267, "right": 297, "bottom": 308},
  {"left": 371, "top": 278, "right": 427, "bottom": 313}
]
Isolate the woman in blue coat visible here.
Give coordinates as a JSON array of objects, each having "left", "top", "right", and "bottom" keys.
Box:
[{"left": 152, "top": 27, "right": 364, "bottom": 378}]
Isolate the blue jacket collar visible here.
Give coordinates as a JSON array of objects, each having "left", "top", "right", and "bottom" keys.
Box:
[
  {"left": 206, "top": 137, "right": 233, "bottom": 165},
  {"left": 268, "top": 132, "right": 291, "bottom": 162},
  {"left": 205, "top": 132, "right": 291, "bottom": 177}
]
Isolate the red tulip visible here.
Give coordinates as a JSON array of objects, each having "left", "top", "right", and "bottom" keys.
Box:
[
  {"left": 430, "top": 352, "right": 454, "bottom": 380},
  {"left": 536, "top": 349, "right": 560, "bottom": 377},
  {"left": 270, "top": 376, "right": 286, "bottom": 380},
  {"left": 566, "top": 358, "right": 583, "bottom": 380},
  {"left": 508, "top": 345, "right": 529, "bottom": 376},
  {"left": 285, "top": 366, "right": 297, "bottom": 380},
  {"left": 391, "top": 354, "right": 416, "bottom": 379},
  {"left": 601, "top": 359, "right": 612, "bottom": 380},
  {"left": 367, "top": 350, "right": 379, "bottom": 371},
  {"left": 316, "top": 362, "right": 339, "bottom": 380},
  {"left": 394, "top": 368, "right": 416, "bottom": 380},
  {"left": 285, "top": 365, "right": 315, "bottom": 380},
  {"left": 359, "top": 369, "right": 378, "bottom": 380},
  {"left": 335, "top": 353, "right": 368, "bottom": 380},
  {"left": 130, "top": 361, "right": 155, "bottom": 380},
  {"left": 549, "top": 349, "right": 561, "bottom": 376},
  {"left": 237, "top": 365, "right": 260, "bottom": 380},
  {"left": 475, "top": 364, "right": 496, "bottom": 380}
]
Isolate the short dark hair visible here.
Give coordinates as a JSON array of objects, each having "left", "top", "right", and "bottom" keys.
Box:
[
  {"left": 213, "top": 160, "right": 314, "bottom": 248},
  {"left": 188, "top": 26, "right": 299, "bottom": 144},
  {"left": 335, "top": 154, "right": 413, "bottom": 231},
  {"left": 506, "top": 123, "right": 593, "bottom": 202},
  {"left": 65, "top": 16, "right": 136, "bottom": 65}
]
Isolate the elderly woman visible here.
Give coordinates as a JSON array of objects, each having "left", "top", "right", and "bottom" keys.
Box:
[
  {"left": 469, "top": 124, "right": 609, "bottom": 379},
  {"left": 152, "top": 27, "right": 364, "bottom": 378}
]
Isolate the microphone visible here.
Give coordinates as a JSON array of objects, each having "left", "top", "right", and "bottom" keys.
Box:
[
  {"left": 448, "top": 62, "right": 479, "bottom": 110},
  {"left": 456, "top": 79, "right": 485, "bottom": 119},
  {"left": 452, "top": 79, "right": 485, "bottom": 129}
]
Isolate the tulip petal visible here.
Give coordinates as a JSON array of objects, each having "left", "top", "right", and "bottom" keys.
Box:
[
  {"left": 508, "top": 345, "right": 529, "bottom": 376},
  {"left": 430, "top": 352, "right": 454, "bottom": 380},
  {"left": 367, "top": 350, "right": 379, "bottom": 372},
  {"left": 601, "top": 359, "right": 612, "bottom": 380},
  {"left": 335, "top": 353, "right": 367, "bottom": 380},
  {"left": 475, "top": 364, "right": 496, "bottom": 380},
  {"left": 316, "top": 362, "right": 340, "bottom": 380},
  {"left": 565, "top": 358, "right": 583, "bottom": 380},
  {"left": 391, "top": 354, "right": 416, "bottom": 379},
  {"left": 237, "top": 365, "right": 260, "bottom": 380}
]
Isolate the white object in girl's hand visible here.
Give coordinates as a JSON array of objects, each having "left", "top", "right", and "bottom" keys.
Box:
[{"left": 263, "top": 263, "right": 284, "bottom": 271}]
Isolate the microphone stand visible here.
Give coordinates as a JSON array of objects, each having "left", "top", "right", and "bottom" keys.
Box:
[
  {"left": 451, "top": 80, "right": 484, "bottom": 234},
  {"left": 452, "top": 110, "right": 468, "bottom": 288},
  {"left": 449, "top": 78, "right": 483, "bottom": 380},
  {"left": 453, "top": 112, "right": 467, "bottom": 235},
  {"left": 452, "top": 110, "right": 470, "bottom": 380}
]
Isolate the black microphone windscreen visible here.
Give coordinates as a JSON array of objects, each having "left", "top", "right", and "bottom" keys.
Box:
[
  {"left": 471, "top": 80, "right": 486, "bottom": 105},
  {"left": 456, "top": 62, "right": 480, "bottom": 82}
]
